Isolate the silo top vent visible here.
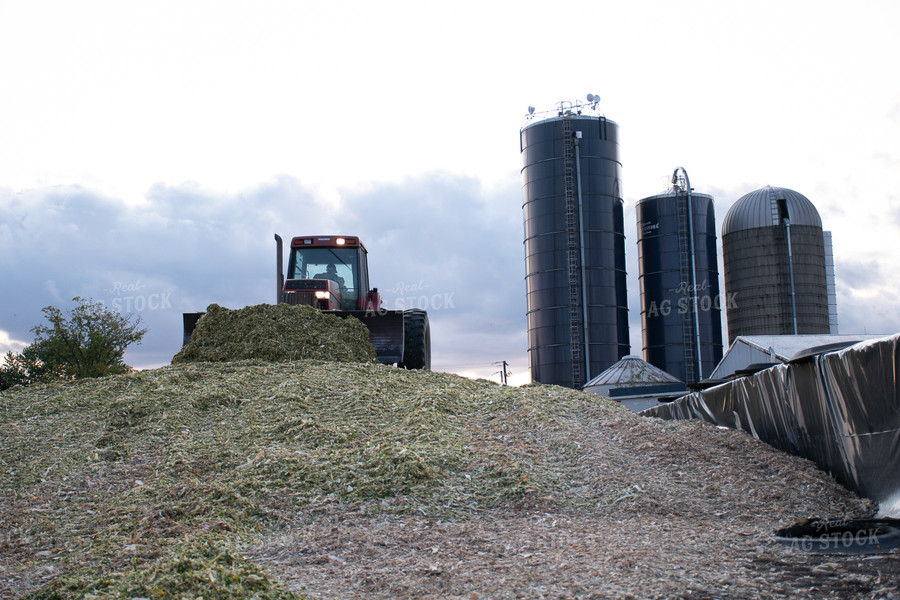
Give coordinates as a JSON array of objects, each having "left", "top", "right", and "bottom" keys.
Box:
[{"left": 722, "top": 186, "right": 822, "bottom": 235}]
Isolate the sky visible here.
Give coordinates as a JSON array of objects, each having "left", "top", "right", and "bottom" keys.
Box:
[{"left": 2, "top": 1, "right": 899, "bottom": 386}]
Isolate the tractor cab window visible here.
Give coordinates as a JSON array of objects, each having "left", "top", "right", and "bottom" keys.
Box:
[{"left": 289, "top": 247, "right": 359, "bottom": 310}]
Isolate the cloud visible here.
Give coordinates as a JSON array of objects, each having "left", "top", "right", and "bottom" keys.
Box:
[
  {"left": 873, "top": 152, "right": 900, "bottom": 172},
  {"left": 886, "top": 197, "right": 900, "bottom": 229},
  {"left": 0, "top": 174, "right": 530, "bottom": 380},
  {"left": 836, "top": 288, "right": 900, "bottom": 336},
  {"left": 833, "top": 258, "right": 900, "bottom": 336},
  {"left": 0, "top": 329, "right": 28, "bottom": 355},
  {"left": 888, "top": 100, "right": 900, "bottom": 123},
  {"left": 338, "top": 173, "right": 528, "bottom": 375},
  {"left": 835, "top": 259, "right": 882, "bottom": 292},
  {"left": 0, "top": 179, "right": 324, "bottom": 368}
]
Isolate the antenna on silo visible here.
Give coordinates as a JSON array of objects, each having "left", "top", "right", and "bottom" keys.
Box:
[{"left": 526, "top": 94, "right": 601, "bottom": 120}]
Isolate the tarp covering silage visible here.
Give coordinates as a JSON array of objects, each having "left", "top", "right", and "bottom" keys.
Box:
[{"left": 644, "top": 334, "right": 900, "bottom": 516}]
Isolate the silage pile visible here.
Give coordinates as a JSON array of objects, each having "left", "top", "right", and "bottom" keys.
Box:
[
  {"left": 1, "top": 359, "right": 893, "bottom": 599},
  {"left": 172, "top": 303, "right": 376, "bottom": 364}
]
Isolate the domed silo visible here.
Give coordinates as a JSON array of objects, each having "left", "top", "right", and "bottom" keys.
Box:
[
  {"left": 520, "top": 106, "right": 629, "bottom": 388},
  {"left": 636, "top": 182, "right": 723, "bottom": 383},
  {"left": 721, "top": 185, "right": 830, "bottom": 344}
]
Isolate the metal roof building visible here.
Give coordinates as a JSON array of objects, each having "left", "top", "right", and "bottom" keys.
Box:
[
  {"left": 709, "top": 334, "right": 885, "bottom": 380},
  {"left": 583, "top": 355, "right": 686, "bottom": 412}
]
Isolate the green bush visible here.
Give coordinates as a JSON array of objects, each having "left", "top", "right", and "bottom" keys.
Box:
[
  {"left": 0, "top": 342, "right": 64, "bottom": 389},
  {"left": 0, "top": 297, "right": 147, "bottom": 389}
]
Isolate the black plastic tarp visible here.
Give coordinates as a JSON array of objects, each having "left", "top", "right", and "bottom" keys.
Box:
[{"left": 643, "top": 334, "right": 900, "bottom": 517}]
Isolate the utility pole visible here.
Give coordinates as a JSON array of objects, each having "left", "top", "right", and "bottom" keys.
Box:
[{"left": 493, "top": 361, "right": 509, "bottom": 385}]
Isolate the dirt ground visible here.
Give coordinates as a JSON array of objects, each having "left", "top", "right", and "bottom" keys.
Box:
[
  {"left": 243, "top": 408, "right": 900, "bottom": 600},
  {"left": 246, "top": 503, "right": 900, "bottom": 600}
]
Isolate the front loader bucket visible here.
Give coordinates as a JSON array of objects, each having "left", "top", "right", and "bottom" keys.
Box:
[
  {"left": 183, "top": 312, "right": 206, "bottom": 346},
  {"left": 340, "top": 310, "right": 404, "bottom": 364}
]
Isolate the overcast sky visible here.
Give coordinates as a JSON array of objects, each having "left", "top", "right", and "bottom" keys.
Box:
[{"left": 2, "top": 1, "right": 899, "bottom": 385}]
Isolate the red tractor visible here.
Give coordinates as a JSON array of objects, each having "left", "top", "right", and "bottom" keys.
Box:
[
  {"left": 183, "top": 235, "right": 430, "bottom": 369},
  {"left": 273, "top": 234, "right": 430, "bottom": 369}
]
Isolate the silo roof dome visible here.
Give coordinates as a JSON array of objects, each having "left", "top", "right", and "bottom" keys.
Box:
[{"left": 722, "top": 186, "right": 822, "bottom": 235}]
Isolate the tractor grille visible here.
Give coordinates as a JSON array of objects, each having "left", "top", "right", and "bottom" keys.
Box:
[
  {"left": 283, "top": 291, "right": 316, "bottom": 306},
  {"left": 285, "top": 279, "right": 327, "bottom": 290}
]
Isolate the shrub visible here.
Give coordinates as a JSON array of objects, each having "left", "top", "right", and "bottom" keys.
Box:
[
  {"left": 1, "top": 297, "right": 148, "bottom": 389},
  {"left": 0, "top": 342, "right": 65, "bottom": 389}
]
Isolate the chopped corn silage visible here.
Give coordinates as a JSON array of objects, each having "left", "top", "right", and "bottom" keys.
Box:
[
  {"left": 22, "top": 539, "right": 303, "bottom": 600},
  {"left": 0, "top": 360, "right": 627, "bottom": 598},
  {"left": 172, "top": 303, "right": 377, "bottom": 363},
  {"left": 0, "top": 359, "right": 873, "bottom": 599}
]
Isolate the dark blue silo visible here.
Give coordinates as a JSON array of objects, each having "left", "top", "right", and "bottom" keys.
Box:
[
  {"left": 520, "top": 110, "right": 629, "bottom": 388},
  {"left": 636, "top": 188, "right": 723, "bottom": 383}
]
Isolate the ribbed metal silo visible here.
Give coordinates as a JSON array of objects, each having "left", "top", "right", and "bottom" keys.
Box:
[
  {"left": 520, "top": 105, "right": 629, "bottom": 388},
  {"left": 636, "top": 178, "right": 723, "bottom": 383},
  {"left": 823, "top": 230, "right": 839, "bottom": 333},
  {"left": 722, "top": 185, "right": 830, "bottom": 344}
]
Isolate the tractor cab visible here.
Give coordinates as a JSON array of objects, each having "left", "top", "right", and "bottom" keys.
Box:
[
  {"left": 269, "top": 233, "right": 428, "bottom": 369},
  {"left": 282, "top": 236, "right": 375, "bottom": 311}
]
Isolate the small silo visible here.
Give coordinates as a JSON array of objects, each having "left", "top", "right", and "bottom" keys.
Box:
[
  {"left": 520, "top": 101, "right": 629, "bottom": 388},
  {"left": 721, "top": 185, "right": 830, "bottom": 343},
  {"left": 636, "top": 172, "right": 723, "bottom": 383}
]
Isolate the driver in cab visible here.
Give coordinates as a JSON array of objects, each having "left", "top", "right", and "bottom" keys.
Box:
[{"left": 314, "top": 264, "right": 345, "bottom": 288}]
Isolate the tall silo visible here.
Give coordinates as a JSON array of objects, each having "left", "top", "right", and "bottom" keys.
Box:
[
  {"left": 823, "top": 230, "right": 839, "bottom": 333},
  {"left": 721, "top": 185, "right": 830, "bottom": 344},
  {"left": 636, "top": 171, "right": 723, "bottom": 383},
  {"left": 520, "top": 101, "right": 629, "bottom": 388}
]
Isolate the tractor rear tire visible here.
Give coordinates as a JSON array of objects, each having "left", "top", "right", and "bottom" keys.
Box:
[{"left": 399, "top": 309, "right": 431, "bottom": 370}]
